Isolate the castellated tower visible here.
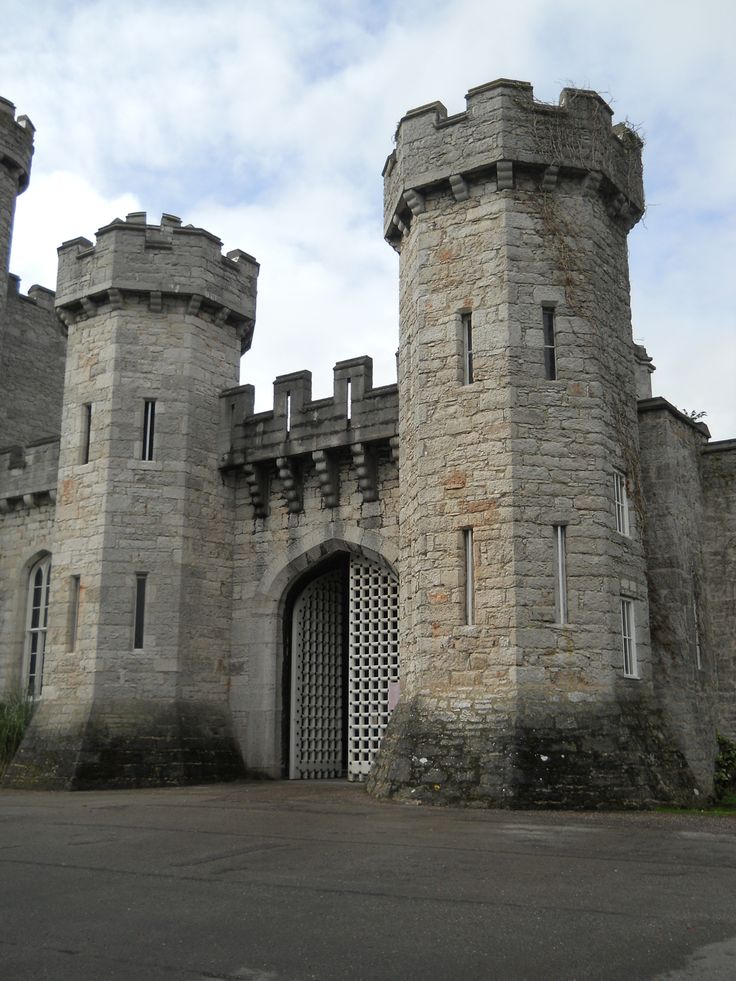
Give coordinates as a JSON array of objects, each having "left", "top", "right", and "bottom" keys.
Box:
[
  {"left": 369, "top": 80, "right": 700, "bottom": 806},
  {"left": 6, "top": 214, "right": 258, "bottom": 787},
  {"left": 0, "top": 97, "right": 34, "bottom": 358}
]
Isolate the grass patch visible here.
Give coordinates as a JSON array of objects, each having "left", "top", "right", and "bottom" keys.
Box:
[{"left": 0, "top": 697, "right": 34, "bottom": 775}]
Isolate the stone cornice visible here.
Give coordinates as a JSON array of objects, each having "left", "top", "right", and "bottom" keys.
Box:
[{"left": 55, "top": 286, "right": 255, "bottom": 353}]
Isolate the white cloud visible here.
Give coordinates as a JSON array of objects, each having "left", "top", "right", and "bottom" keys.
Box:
[
  {"left": 1, "top": 0, "right": 733, "bottom": 437},
  {"left": 11, "top": 171, "right": 141, "bottom": 289}
]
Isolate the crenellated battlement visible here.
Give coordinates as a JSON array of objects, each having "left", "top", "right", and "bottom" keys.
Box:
[
  {"left": 384, "top": 78, "right": 644, "bottom": 244},
  {"left": 0, "top": 436, "right": 59, "bottom": 513},
  {"left": 220, "top": 356, "right": 398, "bottom": 515},
  {"left": 0, "top": 96, "right": 34, "bottom": 191},
  {"left": 55, "top": 212, "right": 259, "bottom": 353}
]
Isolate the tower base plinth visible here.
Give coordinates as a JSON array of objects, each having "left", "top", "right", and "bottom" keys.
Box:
[
  {"left": 3, "top": 698, "right": 245, "bottom": 790},
  {"left": 367, "top": 695, "right": 704, "bottom": 809}
]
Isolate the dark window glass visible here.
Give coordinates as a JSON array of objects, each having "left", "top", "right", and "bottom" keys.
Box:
[
  {"left": 134, "top": 574, "right": 147, "bottom": 649},
  {"left": 142, "top": 400, "right": 156, "bottom": 461},
  {"left": 543, "top": 307, "right": 556, "bottom": 380}
]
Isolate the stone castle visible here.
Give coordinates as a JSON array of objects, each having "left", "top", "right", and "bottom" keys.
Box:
[{"left": 1, "top": 80, "right": 734, "bottom": 806}]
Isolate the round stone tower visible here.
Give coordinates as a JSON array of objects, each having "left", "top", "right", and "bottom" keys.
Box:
[
  {"left": 369, "top": 80, "right": 700, "bottom": 807},
  {"left": 6, "top": 213, "right": 259, "bottom": 788},
  {"left": 0, "top": 97, "right": 34, "bottom": 355}
]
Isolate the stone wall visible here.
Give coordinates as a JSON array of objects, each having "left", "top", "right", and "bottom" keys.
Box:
[
  {"left": 0, "top": 97, "right": 34, "bottom": 360},
  {"left": 369, "top": 80, "right": 701, "bottom": 808},
  {"left": 0, "top": 277, "right": 66, "bottom": 448},
  {"left": 5, "top": 215, "right": 258, "bottom": 788},
  {"left": 0, "top": 438, "right": 59, "bottom": 694},
  {"left": 222, "top": 358, "right": 399, "bottom": 774},
  {"left": 638, "top": 398, "right": 717, "bottom": 789},
  {"left": 702, "top": 441, "right": 736, "bottom": 739}
]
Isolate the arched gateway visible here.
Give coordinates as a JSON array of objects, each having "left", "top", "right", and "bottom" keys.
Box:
[{"left": 285, "top": 553, "right": 399, "bottom": 781}]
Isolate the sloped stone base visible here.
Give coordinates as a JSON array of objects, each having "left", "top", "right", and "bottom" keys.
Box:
[
  {"left": 3, "top": 698, "right": 245, "bottom": 790},
  {"left": 367, "top": 695, "right": 704, "bottom": 809}
]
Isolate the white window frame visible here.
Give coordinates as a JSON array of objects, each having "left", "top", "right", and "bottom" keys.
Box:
[
  {"left": 133, "top": 572, "right": 147, "bottom": 650},
  {"left": 614, "top": 470, "right": 630, "bottom": 536},
  {"left": 142, "top": 399, "right": 156, "bottom": 461},
  {"left": 693, "top": 597, "right": 702, "bottom": 670},
  {"left": 461, "top": 312, "right": 474, "bottom": 385},
  {"left": 69, "top": 575, "right": 80, "bottom": 651},
  {"left": 24, "top": 555, "right": 51, "bottom": 698},
  {"left": 621, "top": 598, "right": 638, "bottom": 678},
  {"left": 542, "top": 306, "right": 556, "bottom": 380},
  {"left": 463, "top": 528, "right": 475, "bottom": 625},
  {"left": 554, "top": 525, "right": 568, "bottom": 624}
]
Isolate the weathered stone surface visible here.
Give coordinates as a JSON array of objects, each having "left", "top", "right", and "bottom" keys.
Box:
[
  {"left": 0, "top": 81, "right": 733, "bottom": 804},
  {"left": 4, "top": 698, "right": 243, "bottom": 789}
]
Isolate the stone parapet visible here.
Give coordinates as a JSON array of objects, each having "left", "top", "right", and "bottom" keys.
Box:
[
  {"left": 0, "top": 96, "right": 34, "bottom": 191},
  {"left": 56, "top": 213, "right": 259, "bottom": 353},
  {"left": 384, "top": 79, "right": 644, "bottom": 245},
  {"left": 222, "top": 356, "right": 398, "bottom": 463},
  {"left": 0, "top": 436, "right": 59, "bottom": 512},
  {"left": 221, "top": 356, "right": 398, "bottom": 517}
]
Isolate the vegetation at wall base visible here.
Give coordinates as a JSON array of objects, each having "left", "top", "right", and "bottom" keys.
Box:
[
  {"left": 715, "top": 733, "right": 736, "bottom": 801},
  {"left": 0, "top": 697, "right": 34, "bottom": 775}
]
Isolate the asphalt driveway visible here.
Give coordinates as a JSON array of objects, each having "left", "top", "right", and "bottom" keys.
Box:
[{"left": 1, "top": 781, "right": 735, "bottom": 980}]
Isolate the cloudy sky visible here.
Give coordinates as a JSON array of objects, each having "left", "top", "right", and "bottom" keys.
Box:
[{"left": 1, "top": 0, "right": 734, "bottom": 438}]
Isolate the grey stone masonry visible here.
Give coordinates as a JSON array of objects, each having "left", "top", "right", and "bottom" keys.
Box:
[
  {"left": 384, "top": 79, "right": 644, "bottom": 248},
  {"left": 0, "top": 275, "right": 66, "bottom": 448},
  {"left": 0, "top": 436, "right": 59, "bottom": 511},
  {"left": 220, "top": 355, "right": 398, "bottom": 516},
  {"left": 638, "top": 398, "right": 718, "bottom": 788},
  {"left": 5, "top": 215, "right": 259, "bottom": 789},
  {"left": 702, "top": 439, "right": 736, "bottom": 739},
  {"left": 0, "top": 97, "right": 34, "bottom": 366},
  {"left": 55, "top": 212, "right": 258, "bottom": 354},
  {"left": 368, "top": 80, "right": 701, "bottom": 808},
  {"left": 1, "top": 79, "right": 733, "bottom": 805}
]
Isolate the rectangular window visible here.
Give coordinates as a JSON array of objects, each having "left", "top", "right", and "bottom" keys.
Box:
[
  {"left": 463, "top": 528, "right": 475, "bottom": 625},
  {"left": 621, "top": 598, "right": 638, "bottom": 678},
  {"left": 142, "top": 400, "right": 156, "bottom": 461},
  {"left": 542, "top": 307, "right": 556, "bottom": 380},
  {"left": 461, "top": 312, "right": 474, "bottom": 384},
  {"left": 694, "top": 597, "right": 702, "bottom": 670},
  {"left": 553, "top": 525, "right": 568, "bottom": 625},
  {"left": 614, "top": 470, "right": 630, "bottom": 536},
  {"left": 69, "top": 575, "right": 80, "bottom": 650},
  {"left": 133, "top": 573, "right": 147, "bottom": 649},
  {"left": 81, "top": 403, "right": 92, "bottom": 464}
]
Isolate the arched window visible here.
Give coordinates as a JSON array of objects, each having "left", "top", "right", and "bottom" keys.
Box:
[{"left": 24, "top": 556, "right": 51, "bottom": 698}]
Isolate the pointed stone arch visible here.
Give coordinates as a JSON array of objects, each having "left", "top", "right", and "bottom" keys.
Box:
[{"left": 230, "top": 530, "right": 399, "bottom": 778}]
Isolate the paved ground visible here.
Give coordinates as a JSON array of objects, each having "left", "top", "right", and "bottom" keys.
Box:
[{"left": 1, "top": 781, "right": 735, "bottom": 981}]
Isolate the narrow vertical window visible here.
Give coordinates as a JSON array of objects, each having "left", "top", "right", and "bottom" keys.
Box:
[
  {"left": 614, "top": 470, "right": 630, "bottom": 536},
  {"left": 461, "top": 312, "right": 474, "bottom": 384},
  {"left": 69, "top": 575, "right": 81, "bottom": 651},
  {"left": 621, "top": 598, "right": 638, "bottom": 678},
  {"left": 285, "top": 391, "right": 292, "bottom": 436},
  {"left": 463, "top": 528, "right": 475, "bottom": 625},
  {"left": 25, "top": 556, "right": 51, "bottom": 697},
  {"left": 81, "top": 403, "right": 92, "bottom": 464},
  {"left": 133, "top": 573, "right": 147, "bottom": 650},
  {"left": 142, "top": 400, "right": 156, "bottom": 461},
  {"left": 693, "top": 597, "right": 702, "bottom": 670},
  {"left": 553, "top": 525, "right": 568, "bottom": 625},
  {"left": 542, "top": 307, "right": 556, "bottom": 380},
  {"left": 346, "top": 378, "right": 352, "bottom": 425}
]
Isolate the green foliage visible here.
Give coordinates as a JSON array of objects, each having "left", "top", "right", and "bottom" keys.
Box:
[
  {"left": 714, "top": 733, "right": 736, "bottom": 801},
  {"left": 0, "top": 697, "right": 33, "bottom": 774}
]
